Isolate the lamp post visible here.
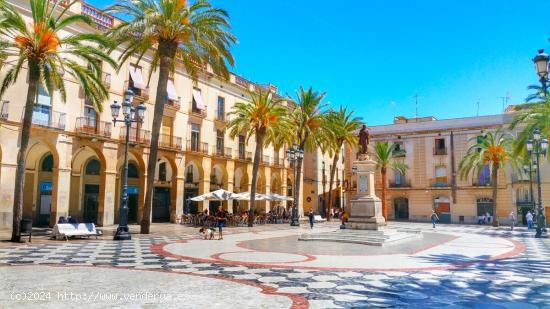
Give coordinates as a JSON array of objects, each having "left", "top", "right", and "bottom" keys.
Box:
[
  {"left": 110, "top": 90, "right": 146, "bottom": 240},
  {"left": 286, "top": 145, "right": 303, "bottom": 226},
  {"left": 533, "top": 49, "right": 549, "bottom": 97},
  {"left": 523, "top": 162, "right": 535, "bottom": 212},
  {"left": 526, "top": 127, "right": 548, "bottom": 238}
]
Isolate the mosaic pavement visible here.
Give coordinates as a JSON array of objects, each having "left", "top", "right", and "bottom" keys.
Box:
[{"left": 0, "top": 222, "right": 549, "bottom": 308}]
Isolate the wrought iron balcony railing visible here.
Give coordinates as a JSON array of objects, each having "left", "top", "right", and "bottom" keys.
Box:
[{"left": 75, "top": 117, "right": 111, "bottom": 138}]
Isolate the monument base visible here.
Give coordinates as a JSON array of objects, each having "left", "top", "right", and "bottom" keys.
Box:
[
  {"left": 346, "top": 195, "right": 386, "bottom": 231},
  {"left": 299, "top": 228, "right": 422, "bottom": 246}
]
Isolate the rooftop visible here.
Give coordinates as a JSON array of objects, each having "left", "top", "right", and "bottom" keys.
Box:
[{"left": 369, "top": 113, "right": 514, "bottom": 136}]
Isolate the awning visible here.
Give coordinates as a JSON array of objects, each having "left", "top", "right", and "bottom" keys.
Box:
[
  {"left": 192, "top": 88, "right": 206, "bottom": 110},
  {"left": 268, "top": 193, "right": 293, "bottom": 201},
  {"left": 233, "top": 192, "right": 271, "bottom": 201},
  {"left": 167, "top": 79, "right": 178, "bottom": 101},
  {"left": 129, "top": 65, "right": 146, "bottom": 90},
  {"left": 189, "top": 189, "right": 237, "bottom": 201}
]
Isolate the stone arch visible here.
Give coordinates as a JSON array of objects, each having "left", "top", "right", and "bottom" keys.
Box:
[
  {"left": 393, "top": 197, "right": 409, "bottom": 220},
  {"left": 23, "top": 140, "right": 59, "bottom": 227},
  {"left": 183, "top": 159, "right": 203, "bottom": 214},
  {"left": 115, "top": 151, "right": 146, "bottom": 224},
  {"left": 69, "top": 145, "right": 106, "bottom": 225},
  {"left": 271, "top": 173, "right": 281, "bottom": 194},
  {"left": 151, "top": 154, "right": 178, "bottom": 222},
  {"left": 233, "top": 167, "right": 249, "bottom": 193}
]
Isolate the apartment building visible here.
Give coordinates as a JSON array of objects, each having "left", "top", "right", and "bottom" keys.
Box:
[
  {"left": 302, "top": 149, "right": 346, "bottom": 216},
  {"left": 345, "top": 114, "right": 550, "bottom": 225},
  {"left": 0, "top": 0, "right": 296, "bottom": 228}
]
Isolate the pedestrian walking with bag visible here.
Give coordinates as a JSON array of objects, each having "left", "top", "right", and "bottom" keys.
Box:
[{"left": 431, "top": 210, "right": 439, "bottom": 228}]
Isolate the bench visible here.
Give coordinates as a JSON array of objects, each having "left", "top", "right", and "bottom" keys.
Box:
[
  {"left": 314, "top": 215, "right": 327, "bottom": 223},
  {"left": 53, "top": 223, "right": 101, "bottom": 241}
]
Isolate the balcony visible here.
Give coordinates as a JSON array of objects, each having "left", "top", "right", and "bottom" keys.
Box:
[
  {"left": 212, "top": 145, "right": 224, "bottom": 157},
  {"left": 516, "top": 200, "right": 534, "bottom": 208},
  {"left": 392, "top": 149, "right": 406, "bottom": 157},
  {"left": 0, "top": 101, "right": 8, "bottom": 121},
  {"left": 124, "top": 80, "right": 149, "bottom": 102},
  {"left": 30, "top": 109, "right": 66, "bottom": 130},
  {"left": 165, "top": 97, "right": 181, "bottom": 110},
  {"left": 82, "top": 3, "right": 114, "bottom": 31},
  {"left": 189, "top": 106, "right": 206, "bottom": 118},
  {"left": 119, "top": 127, "right": 150, "bottom": 144},
  {"left": 388, "top": 179, "right": 411, "bottom": 188},
  {"left": 430, "top": 178, "right": 450, "bottom": 187},
  {"left": 224, "top": 147, "right": 233, "bottom": 159},
  {"left": 433, "top": 147, "right": 448, "bottom": 155},
  {"left": 75, "top": 117, "right": 112, "bottom": 138},
  {"left": 186, "top": 140, "right": 208, "bottom": 154},
  {"left": 159, "top": 133, "right": 182, "bottom": 150},
  {"left": 273, "top": 156, "right": 284, "bottom": 168},
  {"left": 261, "top": 155, "right": 271, "bottom": 165},
  {"left": 472, "top": 180, "right": 491, "bottom": 187}
]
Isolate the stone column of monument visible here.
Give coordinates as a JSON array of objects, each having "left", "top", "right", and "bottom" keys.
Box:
[{"left": 345, "top": 155, "right": 386, "bottom": 230}]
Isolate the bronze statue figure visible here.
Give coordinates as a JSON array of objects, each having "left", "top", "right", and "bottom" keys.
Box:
[{"left": 358, "top": 124, "right": 369, "bottom": 154}]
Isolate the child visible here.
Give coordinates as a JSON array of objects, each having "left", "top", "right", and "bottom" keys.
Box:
[{"left": 199, "top": 227, "right": 215, "bottom": 240}]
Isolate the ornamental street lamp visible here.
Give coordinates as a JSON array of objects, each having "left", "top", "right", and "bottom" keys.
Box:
[
  {"left": 522, "top": 162, "right": 535, "bottom": 212},
  {"left": 286, "top": 145, "right": 303, "bottom": 226},
  {"left": 527, "top": 127, "right": 548, "bottom": 238},
  {"left": 533, "top": 49, "right": 550, "bottom": 96},
  {"left": 111, "top": 90, "right": 146, "bottom": 240},
  {"left": 322, "top": 161, "right": 326, "bottom": 218}
]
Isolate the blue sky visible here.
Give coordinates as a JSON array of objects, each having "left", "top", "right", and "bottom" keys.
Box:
[{"left": 90, "top": 0, "right": 550, "bottom": 125}]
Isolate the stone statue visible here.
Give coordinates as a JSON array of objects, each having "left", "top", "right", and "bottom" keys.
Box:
[{"left": 358, "top": 124, "right": 369, "bottom": 154}]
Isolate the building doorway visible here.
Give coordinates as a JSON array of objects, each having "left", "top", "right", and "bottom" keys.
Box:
[
  {"left": 37, "top": 181, "right": 52, "bottom": 227},
  {"left": 153, "top": 187, "right": 171, "bottom": 222},
  {"left": 434, "top": 196, "right": 451, "bottom": 223},
  {"left": 394, "top": 197, "right": 409, "bottom": 220},
  {"left": 127, "top": 186, "right": 139, "bottom": 223},
  {"left": 184, "top": 188, "right": 199, "bottom": 214},
  {"left": 83, "top": 184, "right": 99, "bottom": 223}
]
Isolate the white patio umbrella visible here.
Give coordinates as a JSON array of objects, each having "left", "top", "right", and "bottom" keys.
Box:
[
  {"left": 189, "top": 189, "right": 237, "bottom": 201},
  {"left": 268, "top": 193, "right": 293, "bottom": 201},
  {"left": 233, "top": 192, "right": 271, "bottom": 201}
]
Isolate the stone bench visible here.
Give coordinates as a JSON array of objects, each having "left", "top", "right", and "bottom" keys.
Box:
[{"left": 53, "top": 223, "right": 101, "bottom": 241}]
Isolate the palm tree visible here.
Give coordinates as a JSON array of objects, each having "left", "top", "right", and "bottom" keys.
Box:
[
  {"left": 458, "top": 130, "right": 517, "bottom": 226},
  {"left": 323, "top": 107, "right": 362, "bottom": 220},
  {"left": 290, "top": 87, "right": 326, "bottom": 217},
  {"left": 0, "top": 0, "right": 115, "bottom": 242},
  {"left": 525, "top": 84, "right": 549, "bottom": 103},
  {"left": 227, "top": 89, "right": 290, "bottom": 226},
  {"left": 510, "top": 98, "right": 550, "bottom": 157},
  {"left": 107, "top": 0, "right": 236, "bottom": 234},
  {"left": 371, "top": 141, "right": 408, "bottom": 220}
]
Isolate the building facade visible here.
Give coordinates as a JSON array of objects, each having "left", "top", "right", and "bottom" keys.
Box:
[
  {"left": 0, "top": 0, "right": 299, "bottom": 228},
  {"left": 345, "top": 114, "right": 550, "bottom": 225},
  {"left": 302, "top": 149, "right": 346, "bottom": 216}
]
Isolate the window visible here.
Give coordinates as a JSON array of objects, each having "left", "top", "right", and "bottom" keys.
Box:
[
  {"left": 128, "top": 163, "right": 139, "bottom": 178},
  {"left": 476, "top": 135, "right": 486, "bottom": 153},
  {"left": 167, "top": 79, "right": 178, "bottom": 102},
  {"left": 392, "top": 142, "right": 405, "bottom": 157},
  {"left": 33, "top": 85, "right": 51, "bottom": 126},
  {"left": 477, "top": 165, "right": 490, "bottom": 186},
  {"left": 158, "top": 162, "right": 167, "bottom": 182},
  {"left": 191, "top": 123, "right": 200, "bottom": 151},
  {"left": 217, "top": 96, "right": 225, "bottom": 120},
  {"left": 84, "top": 99, "right": 97, "bottom": 128},
  {"left": 435, "top": 166, "right": 447, "bottom": 184},
  {"left": 516, "top": 187, "right": 530, "bottom": 203},
  {"left": 434, "top": 138, "right": 446, "bottom": 155},
  {"left": 41, "top": 154, "right": 54, "bottom": 172},
  {"left": 85, "top": 159, "right": 101, "bottom": 175},
  {"left": 394, "top": 169, "right": 404, "bottom": 186},
  {"left": 192, "top": 88, "right": 205, "bottom": 112},
  {"left": 128, "top": 64, "right": 145, "bottom": 92},
  {"left": 238, "top": 135, "right": 245, "bottom": 159},
  {"left": 185, "top": 165, "right": 194, "bottom": 184},
  {"left": 216, "top": 130, "right": 224, "bottom": 154}
]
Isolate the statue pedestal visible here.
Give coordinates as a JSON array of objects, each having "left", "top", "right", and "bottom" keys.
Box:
[{"left": 345, "top": 157, "right": 386, "bottom": 231}]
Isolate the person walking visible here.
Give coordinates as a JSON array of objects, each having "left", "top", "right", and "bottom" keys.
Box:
[
  {"left": 526, "top": 211, "right": 534, "bottom": 229},
  {"left": 431, "top": 210, "right": 439, "bottom": 228},
  {"left": 509, "top": 211, "right": 516, "bottom": 231},
  {"left": 308, "top": 209, "right": 315, "bottom": 229},
  {"left": 215, "top": 206, "right": 227, "bottom": 240}
]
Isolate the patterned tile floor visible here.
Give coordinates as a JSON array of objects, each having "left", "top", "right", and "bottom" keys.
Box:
[{"left": 0, "top": 222, "right": 549, "bottom": 308}]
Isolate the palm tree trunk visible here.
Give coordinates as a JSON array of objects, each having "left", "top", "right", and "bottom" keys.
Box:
[
  {"left": 381, "top": 167, "right": 387, "bottom": 220},
  {"left": 249, "top": 132, "right": 264, "bottom": 227},
  {"left": 326, "top": 152, "right": 339, "bottom": 221},
  {"left": 11, "top": 60, "right": 40, "bottom": 242},
  {"left": 491, "top": 165, "right": 499, "bottom": 227},
  {"left": 141, "top": 42, "right": 176, "bottom": 234}
]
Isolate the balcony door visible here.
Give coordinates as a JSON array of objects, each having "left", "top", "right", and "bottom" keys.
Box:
[
  {"left": 191, "top": 123, "right": 200, "bottom": 151},
  {"left": 216, "top": 130, "right": 224, "bottom": 155},
  {"left": 33, "top": 85, "right": 51, "bottom": 126},
  {"left": 238, "top": 135, "right": 245, "bottom": 159},
  {"left": 83, "top": 99, "right": 97, "bottom": 132}
]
